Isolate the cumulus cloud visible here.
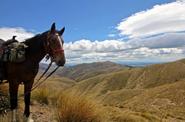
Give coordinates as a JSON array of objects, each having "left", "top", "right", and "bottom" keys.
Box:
[
  {"left": 64, "top": 37, "right": 185, "bottom": 64},
  {"left": 117, "top": 1, "right": 185, "bottom": 38},
  {"left": 0, "top": 27, "right": 34, "bottom": 41},
  {"left": 65, "top": 39, "right": 131, "bottom": 52},
  {"left": 128, "top": 32, "right": 185, "bottom": 49},
  {"left": 2, "top": 0, "right": 185, "bottom": 67}
]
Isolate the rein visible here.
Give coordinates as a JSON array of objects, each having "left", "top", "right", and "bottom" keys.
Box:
[
  {"left": 37, "top": 61, "right": 53, "bottom": 81},
  {"left": 21, "top": 60, "right": 61, "bottom": 96},
  {"left": 31, "top": 64, "right": 60, "bottom": 92}
]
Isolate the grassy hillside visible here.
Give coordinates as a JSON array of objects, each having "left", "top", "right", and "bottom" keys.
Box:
[
  {"left": 67, "top": 59, "right": 185, "bottom": 97},
  {"left": 64, "top": 59, "right": 185, "bottom": 121},
  {"left": 1, "top": 59, "right": 185, "bottom": 121},
  {"left": 34, "top": 75, "right": 76, "bottom": 91},
  {"left": 55, "top": 61, "right": 129, "bottom": 82},
  {"left": 121, "top": 80, "right": 185, "bottom": 120}
]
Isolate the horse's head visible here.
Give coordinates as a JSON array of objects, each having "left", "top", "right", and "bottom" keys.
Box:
[{"left": 45, "top": 23, "right": 66, "bottom": 66}]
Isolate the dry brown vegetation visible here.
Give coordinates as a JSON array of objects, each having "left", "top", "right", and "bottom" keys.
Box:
[
  {"left": 0, "top": 84, "right": 10, "bottom": 121},
  {"left": 32, "top": 87, "right": 50, "bottom": 105},
  {"left": 0, "top": 84, "right": 9, "bottom": 111},
  {"left": 30, "top": 76, "right": 105, "bottom": 122},
  {"left": 55, "top": 93, "right": 103, "bottom": 122},
  {"left": 64, "top": 59, "right": 185, "bottom": 121},
  {"left": 1, "top": 59, "right": 185, "bottom": 121},
  {"left": 31, "top": 86, "right": 105, "bottom": 122},
  {"left": 57, "top": 61, "right": 126, "bottom": 81}
]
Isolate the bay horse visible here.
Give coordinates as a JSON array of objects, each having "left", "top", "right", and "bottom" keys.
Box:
[{"left": 4, "top": 23, "right": 65, "bottom": 121}]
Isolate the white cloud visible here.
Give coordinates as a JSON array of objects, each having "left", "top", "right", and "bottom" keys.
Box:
[
  {"left": 128, "top": 32, "right": 185, "bottom": 49},
  {"left": 65, "top": 39, "right": 130, "bottom": 52},
  {"left": 0, "top": 27, "right": 34, "bottom": 41},
  {"left": 64, "top": 37, "right": 185, "bottom": 64},
  {"left": 1, "top": 13, "right": 185, "bottom": 66},
  {"left": 117, "top": 1, "right": 185, "bottom": 38},
  {"left": 133, "top": 47, "right": 183, "bottom": 56}
]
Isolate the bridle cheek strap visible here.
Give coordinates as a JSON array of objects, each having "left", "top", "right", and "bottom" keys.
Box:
[
  {"left": 44, "top": 33, "right": 64, "bottom": 58},
  {"left": 52, "top": 49, "right": 64, "bottom": 55}
]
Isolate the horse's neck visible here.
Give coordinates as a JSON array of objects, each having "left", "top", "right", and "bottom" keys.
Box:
[{"left": 24, "top": 34, "right": 46, "bottom": 64}]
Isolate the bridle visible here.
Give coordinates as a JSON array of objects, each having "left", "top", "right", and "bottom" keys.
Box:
[
  {"left": 30, "top": 32, "right": 64, "bottom": 92},
  {"left": 44, "top": 32, "right": 64, "bottom": 60}
]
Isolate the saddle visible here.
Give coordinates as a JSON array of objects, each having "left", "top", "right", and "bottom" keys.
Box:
[
  {"left": 0, "top": 36, "right": 28, "bottom": 63},
  {"left": 0, "top": 36, "right": 28, "bottom": 82}
]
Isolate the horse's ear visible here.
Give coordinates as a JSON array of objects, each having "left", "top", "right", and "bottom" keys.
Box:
[
  {"left": 50, "top": 23, "right": 56, "bottom": 33},
  {"left": 59, "top": 27, "right": 65, "bottom": 35}
]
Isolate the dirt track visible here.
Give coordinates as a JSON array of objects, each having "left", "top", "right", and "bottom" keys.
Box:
[{"left": 31, "top": 103, "right": 56, "bottom": 122}]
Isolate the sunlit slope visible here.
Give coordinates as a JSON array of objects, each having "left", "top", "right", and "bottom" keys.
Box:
[
  {"left": 35, "top": 75, "right": 76, "bottom": 91},
  {"left": 66, "top": 59, "right": 185, "bottom": 98},
  {"left": 65, "top": 59, "right": 185, "bottom": 121},
  {"left": 56, "top": 61, "right": 129, "bottom": 81}
]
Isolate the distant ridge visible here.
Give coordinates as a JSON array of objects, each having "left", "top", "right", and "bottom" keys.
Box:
[
  {"left": 55, "top": 61, "right": 130, "bottom": 81},
  {"left": 66, "top": 58, "right": 185, "bottom": 98}
]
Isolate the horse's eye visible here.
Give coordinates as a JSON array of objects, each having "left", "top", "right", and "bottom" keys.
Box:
[{"left": 52, "top": 40, "right": 57, "bottom": 45}]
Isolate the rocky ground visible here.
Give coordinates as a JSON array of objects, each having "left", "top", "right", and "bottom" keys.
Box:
[
  {"left": 30, "top": 102, "right": 56, "bottom": 122},
  {"left": 0, "top": 99, "right": 56, "bottom": 122}
]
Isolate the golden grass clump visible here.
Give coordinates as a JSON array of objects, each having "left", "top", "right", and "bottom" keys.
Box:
[
  {"left": 32, "top": 87, "right": 50, "bottom": 105},
  {"left": 55, "top": 93, "right": 102, "bottom": 122}
]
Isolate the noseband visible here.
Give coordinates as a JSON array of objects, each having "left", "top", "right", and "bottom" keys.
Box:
[{"left": 43, "top": 32, "right": 64, "bottom": 59}]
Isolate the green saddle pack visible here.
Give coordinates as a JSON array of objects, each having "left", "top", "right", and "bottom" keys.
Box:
[{"left": 1, "top": 42, "right": 28, "bottom": 63}]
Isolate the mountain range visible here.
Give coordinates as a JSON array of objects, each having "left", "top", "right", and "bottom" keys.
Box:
[{"left": 40, "top": 61, "right": 130, "bottom": 82}]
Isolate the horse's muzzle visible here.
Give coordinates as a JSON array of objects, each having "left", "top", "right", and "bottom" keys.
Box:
[{"left": 56, "top": 59, "right": 66, "bottom": 66}]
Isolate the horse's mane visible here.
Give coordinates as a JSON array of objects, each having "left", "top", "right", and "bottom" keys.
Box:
[
  {"left": 23, "top": 31, "right": 48, "bottom": 55},
  {"left": 24, "top": 31, "right": 48, "bottom": 45}
]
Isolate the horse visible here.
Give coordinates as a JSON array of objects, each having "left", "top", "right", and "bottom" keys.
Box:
[{"left": 4, "top": 23, "right": 66, "bottom": 121}]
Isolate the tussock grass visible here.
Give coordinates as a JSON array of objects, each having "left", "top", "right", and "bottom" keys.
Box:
[
  {"left": 112, "top": 114, "right": 147, "bottom": 122},
  {"left": 55, "top": 93, "right": 103, "bottom": 122},
  {"left": 32, "top": 87, "right": 50, "bottom": 105},
  {"left": 31, "top": 87, "right": 105, "bottom": 122},
  {"left": 139, "top": 112, "right": 160, "bottom": 121}
]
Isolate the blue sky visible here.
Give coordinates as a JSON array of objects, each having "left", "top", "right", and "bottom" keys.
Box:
[
  {"left": 0, "top": 0, "right": 172, "bottom": 41},
  {"left": 1, "top": 0, "right": 185, "bottom": 65}
]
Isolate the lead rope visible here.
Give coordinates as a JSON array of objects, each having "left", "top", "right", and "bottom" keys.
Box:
[
  {"left": 31, "top": 66, "right": 60, "bottom": 92},
  {"left": 36, "top": 61, "right": 53, "bottom": 82}
]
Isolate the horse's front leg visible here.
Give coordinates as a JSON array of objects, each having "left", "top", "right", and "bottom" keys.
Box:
[
  {"left": 24, "top": 80, "right": 33, "bottom": 118},
  {"left": 9, "top": 81, "right": 19, "bottom": 122}
]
